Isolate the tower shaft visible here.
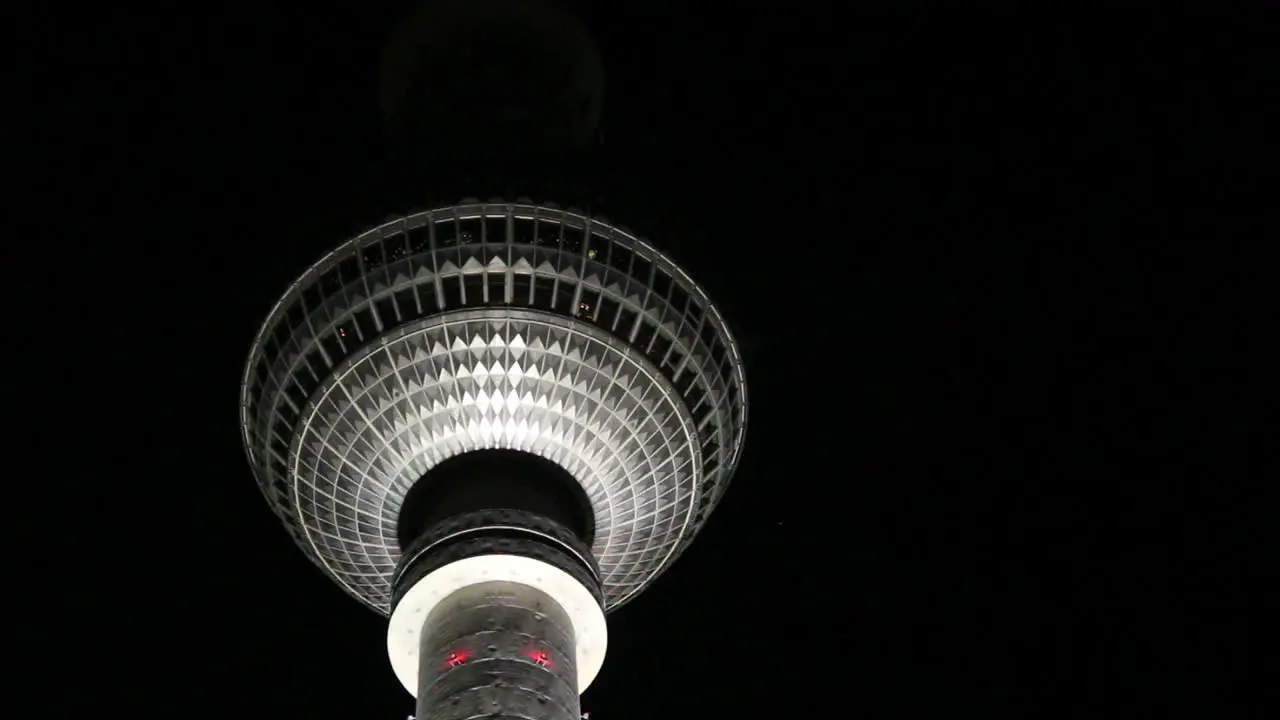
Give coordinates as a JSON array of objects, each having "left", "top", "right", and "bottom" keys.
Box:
[
  {"left": 387, "top": 510, "right": 609, "bottom": 711},
  {"left": 418, "top": 582, "right": 579, "bottom": 720}
]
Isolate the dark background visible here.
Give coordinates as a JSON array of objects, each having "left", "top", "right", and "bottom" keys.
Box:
[{"left": 17, "top": 1, "right": 1271, "bottom": 716}]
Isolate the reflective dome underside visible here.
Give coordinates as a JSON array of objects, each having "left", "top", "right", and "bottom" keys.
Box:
[
  {"left": 297, "top": 313, "right": 699, "bottom": 609},
  {"left": 241, "top": 202, "right": 747, "bottom": 613}
]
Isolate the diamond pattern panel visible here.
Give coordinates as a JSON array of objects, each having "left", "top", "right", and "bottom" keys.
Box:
[{"left": 290, "top": 313, "right": 699, "bottom": 611}]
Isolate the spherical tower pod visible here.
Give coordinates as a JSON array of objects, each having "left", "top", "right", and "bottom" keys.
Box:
[
  {"left": 239, "top": 202, "right": 748, "bottom": 713},
  {"left": 240, "top": 200, "right": 748, "bottom": 617}
]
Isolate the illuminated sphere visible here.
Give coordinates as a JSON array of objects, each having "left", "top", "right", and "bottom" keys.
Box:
[{"left": 240, "top": 200, "right": 747, "bottom": 614}]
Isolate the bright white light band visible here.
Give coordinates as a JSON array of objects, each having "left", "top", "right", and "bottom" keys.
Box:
[{"left": 387, "top": 554, "right": 608, "bottom": 696}]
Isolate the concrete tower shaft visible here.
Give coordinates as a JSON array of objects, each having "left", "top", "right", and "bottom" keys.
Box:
[
  {"left": 388, "top": 509, "right": 607, "bottom": 716},
  {"left": 417, "top": 582, "right": 579, "bottom": 720}
]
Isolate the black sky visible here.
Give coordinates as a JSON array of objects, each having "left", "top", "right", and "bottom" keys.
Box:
[{"left": 17, "top": 2, "right": 1271, "bottom": 716}]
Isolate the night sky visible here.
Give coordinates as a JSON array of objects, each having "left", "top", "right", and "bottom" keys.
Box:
[{"left": 21, "top": 2, "right": 1269, "bottom": 716}]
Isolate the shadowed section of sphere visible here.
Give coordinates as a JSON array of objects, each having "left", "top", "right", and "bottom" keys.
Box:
[{"left": 380, "top": 0, "right": 604, "bottom": 160}]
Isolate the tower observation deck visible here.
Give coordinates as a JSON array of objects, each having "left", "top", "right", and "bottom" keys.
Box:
[{"left": 240, "top": 3, "right": 747, "bottom": 719}]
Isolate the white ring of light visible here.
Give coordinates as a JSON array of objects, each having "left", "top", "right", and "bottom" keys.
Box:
[{"left": 386, "top": 554, "right": 609, "bottom": 696}]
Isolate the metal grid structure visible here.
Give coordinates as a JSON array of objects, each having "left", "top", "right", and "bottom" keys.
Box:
[{"left": 240, "top": 199, "right": 747, "bottom": 613}]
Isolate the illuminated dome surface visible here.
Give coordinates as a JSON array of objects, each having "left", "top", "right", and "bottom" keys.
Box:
[{"left": 241, "top": 200, "right": 746, "bottom": 613}]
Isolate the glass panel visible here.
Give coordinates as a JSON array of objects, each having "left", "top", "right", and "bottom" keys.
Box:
[
  {"left": 285, "top": 302, "right": 305, "bottom": 331},
  {"left": 435, "top": 220, "right": 458, "bottom": 247},
  {"left": 562, "top": 224, "right": 584, "bottom": 253},
  {"left": 711, "top": 342, "right": 728, "bottom": 367},
  {"left": 385, "top": 232, "right": 410, "bottom": 262},
  {"left": 488, "top": 272, "right": 508, "bottom": 304},
  {"left": 351, "top": 307, "right": 377, "bottom": 341},
  {"left": 253, "top": 358, "right": 270, "bottom": 384},
  {"left": 699, "top": 322, "right": 718, "bottom": 353},
  {"left": 319, "top": 266, "right": 342, "bottom": 295},
  {"left": 283, "top": 377, "right": 308, "bottom": 412},
  {"left": 534, "top": 219, "right": 559, "bottom": 246},
  {"left": 616, "top": 306, "right": 639, "bottom": 340},
  {"left": 651, "top": 270, "right": 672, "bottom": 301},
  {"left": 595, "top": 295, "right": 621, "bottom": 332},
  {"left": 407, "top": 225, "right": 430, "bottom": 253},
  {"left": 394, "top": 288, "right": 420, "bottom": 321},
  {"left": 440, "top": 275, "right": 463, "bottom": 308},
  {"left": 552, "top": 281, "right": 577, "bottom": 311},
  {"left": 512, "top": 274, "right": 534, "bottom": 305},
  {"left": 532, "top": 279, "right": 555, "bottom": 311},
  {"left": 337, "top": 256, "right": 360, "bottom": 285},
  {"left": 665, "top": 347, "right": 685, "bottom": 375},
  {"left": 578, "top": 287, "right": 600, "bottom": 317},
  {"left": 631, "top": 254, "right": 653, "bottom": 286},
  {"left": 483, "top": 216, "right": 507, "bottom": 245},
  {"left": 461, "top": 275, "right": 485, "bottom": 306},
  {"left": 319, "top": 331, "right": 343, "bottom": 364},
  {"left": 585, "top": 232, "right": 604, "bottom": 261},
  {"left": 633, "top": 320, "right": 657, "bottom": 353},
  {"left": 301, "top": 284, "right": 323, "bottom": 314},
  {"left": 668, "top": 283, "right": 690, "bottom": 318},
  {"left": 685, "top": 297, "right": 704, "bottom": 328},
  {"left": 374, "top": 295, "right": 398, "bottom": 328},
  {"left": 457, "top": 218, "right": 481, "bottom": 246},
  {"left": 607, "top": 242, "right": 633, "bottom": 274},
  {"left": 649, "top": 333, "right": 673, "bottom": 367},
  {"left": 304, "top": 348, "right": 328, "bottom": 378},
  {"left": 361, "top": 239, "right": 386, "bottom": 271},
  {"left": 513, "top": 217, "right": 535, "bottom": 245}
]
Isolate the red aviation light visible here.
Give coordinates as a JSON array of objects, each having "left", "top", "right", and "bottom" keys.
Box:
[
  {"left": 525, "top": 648, "right": 553, "bottom": 667},
  {"left": 443, "top": 649, "right": 471, "bottom": 669}
]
